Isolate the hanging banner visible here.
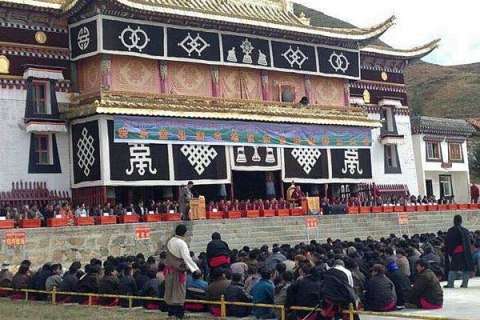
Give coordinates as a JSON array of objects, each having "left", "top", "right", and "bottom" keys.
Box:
[
  {"left": 172, "top": 144, "right": 230, "bottom": 184},
  {"left": 282, "top": 147, "right": 329, "bottom": 183},
  {"left": 331, "top": 148, "right": 372, "bottom": 180},
  {"left": 108, "top": 121, "right": 170, "bottom": 182},
  {"left": 135, "top": 226, "right": 151, "bottom": 240},
  {"left": 69, "top": 15, "right": 361, "bottom": 80},
  {"left": 114, "top": 116, "right": 371, "bottom": 148},
  {"left": 72, "top": 120, "right": 101, "bottom": 184},
  {"left": 230, "top": 146, "right": 281, "bottom": 171}
]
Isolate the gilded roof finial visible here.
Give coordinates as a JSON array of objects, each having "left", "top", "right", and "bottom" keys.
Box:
[{"left": 298, "top": 11, "right": 310, "bottom": 26}]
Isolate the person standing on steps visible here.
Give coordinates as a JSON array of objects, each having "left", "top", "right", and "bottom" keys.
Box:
[
  {"left": 178, "top": 181, "right": 194, "bottom": 221},
  {"left": 444, "top": 215, "right": 474, "bottom": 288}
]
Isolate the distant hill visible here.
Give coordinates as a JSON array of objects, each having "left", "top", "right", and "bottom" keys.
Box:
[
  {"left": 293, "top": 3, "right": 480, "bottom": 120},
  {"left": 405, "top": 62, "right": 480, "bottom": 119}
]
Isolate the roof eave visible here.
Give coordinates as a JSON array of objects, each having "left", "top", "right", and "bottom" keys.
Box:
[
  {"left": 110, "top": 0, "right": 396, "bottom": 41},
  {"left": 361, "top": 39, "right": 441, "bottom": 60}
]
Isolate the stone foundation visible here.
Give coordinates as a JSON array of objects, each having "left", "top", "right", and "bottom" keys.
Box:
[{"left": 1, "top": 210, "right": 480, "bottom": 268}]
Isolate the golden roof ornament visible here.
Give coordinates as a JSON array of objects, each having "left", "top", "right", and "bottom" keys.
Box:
[
  {"left": 35, "top": 31, "right": 47, "bottom": 44},
  {"left": 298, "top": 12, "right": 311, "bottom": 26},
  {"left": 0, "top": 55, "right": 10, "bottom": 74},
  {"left": 363, "top": 89, "right": 371, "bottom": 104}
]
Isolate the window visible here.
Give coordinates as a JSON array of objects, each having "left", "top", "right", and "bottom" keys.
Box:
[
  {"left": 384, "top": 144, "right": 401, "bottom": 173},
  {"left": 426, "top": 142, "right": 441, "bottom": 161},
  {"left": 448, "top": 143, "right": 463, "bottom": 161},
  {"left": 35, "top": 134, "right": 51, "bottom": 165},
  {"left": 32, "top": 81, "right": 49, "bottom": 114},
  {"left": 381, "top": 107, "right": 396, "bottom": 133}
]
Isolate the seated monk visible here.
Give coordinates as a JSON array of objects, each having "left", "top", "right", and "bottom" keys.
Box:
[
  {"left": 291, "top": 186, "right": 305, "bottom": 207},
  {"left": 233, "top": 200, "right": 240, "bottom": 211},
  {"left": 245, "top": 200, "right": 253, "bottom": 210},
  {"left": 278, "top": 198, "right": 286, "bottom": 209},
  {"left": 253, "top": 199, "right": 262, "bottom": 210},
  {"left": 224, "top": 201, "right": 233, "bottom": 212},
  {"left": 407, "top": 260, "right": 443, "bottom": 310},
  {"left": 270, "top": 198, "right": 278, "bottom": 210},
  {"left": 239, "top": 200, "right": 247, "bottom": 211},
  {"left": 207, "top": 201, "right": 217, "bottom": 212},
  {"left": 218, "top": 200, "right": 226, "bottom": 212},
  {"left": 263, "top": 200, "right": 271, "bottom": 210}
]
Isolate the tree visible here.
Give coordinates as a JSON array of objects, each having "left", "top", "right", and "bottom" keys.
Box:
[{"left": 470, "top": 143, "right": 480, "bottom": 179}]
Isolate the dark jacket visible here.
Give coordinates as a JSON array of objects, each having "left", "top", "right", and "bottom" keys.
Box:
[
  {"left": 59, "top": 272, "right": 79, "bottom": 292},
  {"left": 264, "top": 252, "right": 287, "bottom": 272},
  {"left": 286, "top": 274, "right": 323, "bottom": 318},
  {"left": 321, "top": 268, "right": 357, "bottom": 307},
  {"left": 134, "top": 271, "right": 149, "bottom": 292},
  {"left": 387, "top": 270, "right": 411, "bottom": 307},
  {"left": 140, "top": 278, "right": 163, "bottom": 297},
  {"left": 207, "top": 240, "right": 230, "bottom": 260},
  {"left": 408, "top": 268, "right": 443, "bottom": 307},
  {"left": 118, "top": 275, "right": 138, "bottom": 307},
  {"left": 98, "top": 274, "right": 119, "bottom": 305},
  {"left": 224, "top": 282, "right": 252, "bottom": 317},
  {"left": 364, "top": 274, "right": 396, "bottom": 311},
  {"left": 445, "top": 225, "right": 474, "bottom": 272},
  {"left": 76, "top": 273, "right": 99, "bottom": 303},
  {"left": 11, "top": 273, "right": 30, "bottom": 290}
]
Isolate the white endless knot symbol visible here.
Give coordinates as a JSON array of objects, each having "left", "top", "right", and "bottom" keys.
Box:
[
  {"left": 181, "top": 145, "right": 218, "bottom": 175},
  {"left": 178, "top": 33, "right": 210, "bottom": 57},
  {"left": 282, "top": 46, "right": 308, "bottom": 68},
  {"left": 341, "top": 148, "right": 363, "bottom": 175},
  {"left": 76, "top": 127, "right": 95, "bottom": 176},
  {"left": 291, "top": 148, "right": 321, "bottom": 174},
  {"left": 328, "top": 51, "right": 350, "bottom": 73},
  {"left": 125, "top": 143, "right": 157, "bottom": 176},
  {"left": 77, "top": 26, "right": 90, "bottom": 51},
  {"left": 119, "top": 25, "right": 150, "bottom": 52}
]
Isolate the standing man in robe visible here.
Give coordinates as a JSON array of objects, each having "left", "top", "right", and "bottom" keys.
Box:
[
  {"left": 165, "top": 224, "right": 200, "bottom": 319},
  {"left": 178, "top": 181, "right": 194, "bottom": 221},
  {"left": 444, "top": 215, "right": 474, "bottom": 288}
]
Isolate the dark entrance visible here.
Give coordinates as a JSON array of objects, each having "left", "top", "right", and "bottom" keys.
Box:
[
  {"left": 426, "top": 179, "right": 433, "bottom": 197},
  {"left": 232, "top": 171, "right": 282, "bottom": 200}
]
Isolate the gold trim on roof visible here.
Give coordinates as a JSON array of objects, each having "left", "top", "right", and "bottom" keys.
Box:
[
  {"left": 362, "top": 39, "right": 441, "bottom": 59},
  {"left": 65, "top": 92, "right": 381, "bottom": 128},
  {"left": 0, "top": 0, "right": 395, "bottom": 40}
]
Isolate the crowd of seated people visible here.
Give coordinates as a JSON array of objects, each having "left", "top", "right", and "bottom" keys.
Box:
[
  {"left": 206, "top": 198, "right": 300, "bottom": 213},
  {"left": 2, "top": 227, "right": 480, "bottom": 319},
  {"left": 0, "top": 200, "right": 185, "bottom": 224}
]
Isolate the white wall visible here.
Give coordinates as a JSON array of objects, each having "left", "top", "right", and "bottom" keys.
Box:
[
  {"left": 0, "top": 88, "right": 71, "bottom": 193},
  {"left": 413, "top": 134, "right": 471, "bottom": 202},
  {"left": 369, "top": 112, "right": 419, "bottom": 195}
]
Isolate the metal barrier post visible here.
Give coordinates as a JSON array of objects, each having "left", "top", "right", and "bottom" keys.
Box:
[
  {"left": 349, "top": 303, "right": 354, "bottom": 320},
  {"left": 88, "top": 294, "right": 92, "bottom": 306},
  {"left": 280, "top": 305, "right": 286, "bottom": 320},
  {"left": 25, "top": 290, "right": 29, "bottom": 301},
  {"left": 220, "top": 295, "right": 226, "bottom": 318},
  {"left": 128, "top": 296, "right": 133, "bottom": 309},
  {"left": 52, "top": 286, "right": 57, "bottom": 305}
]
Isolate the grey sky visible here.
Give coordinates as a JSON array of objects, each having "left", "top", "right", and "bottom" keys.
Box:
[{"left": 296, "top": 0, "right": 478, "bottom": 66}]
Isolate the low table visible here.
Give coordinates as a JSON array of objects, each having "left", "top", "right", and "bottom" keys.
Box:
[
  {"left": 18, "top": 219, "right": 41, "bottom": 228},
  {"left": 118, "top": 215, "right": 140, "bottom": 224},
  {"left": 47, "top": 218, "right": 68, "bottom": 227},
  {"left": 95, "top": 215, "right": 117, "bottom": 225},
  {"left": 74, "top": 216, "right": 95, "bottom": 226},
  {"left": 143, "top": 214, "right": 162, "bottom": 222},
  {"left": 0, "top": 219, "right": 15, "bottom": 229}
]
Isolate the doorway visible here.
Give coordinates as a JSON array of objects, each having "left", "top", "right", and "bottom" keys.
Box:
[
  {"left": 439, "top": 175, "right": 453, "bottom": 199},
  {"left": 426, "top": 180, "right": 433, "bottom": 197},
  {"left": 232, "top": 171, "right": 281, "bottom": 200}
]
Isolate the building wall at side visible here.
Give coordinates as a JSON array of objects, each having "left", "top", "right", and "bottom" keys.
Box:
[
  {"left": 369, "top": 111, "right": 419, "bottom": 196},
  {"left": 0, "top": 88, "right": 71, "bottom": 193},
  {"left": 412, "top": 134, "right": 470, "bottom": 202}
]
